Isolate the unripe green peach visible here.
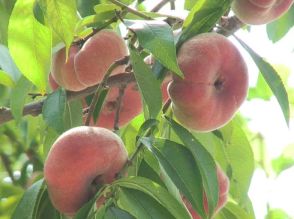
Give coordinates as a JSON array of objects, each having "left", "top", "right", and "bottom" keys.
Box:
[
  {"left": 74, "top": 30, "right": 128, "bottom": 87},
  {"left": 232, "top": 0, "right": 294, "bottom": 25},
  {"left": 168, "top": 32, "right": 248, "bottom": 132},
  {"left": 44, "top": 126, "right": 128, "bottom": 216}
]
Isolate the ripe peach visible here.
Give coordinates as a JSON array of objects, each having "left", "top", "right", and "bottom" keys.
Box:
[
  {"left": 168, "top": 32, "right": 248, "bottom": 132},
  {"left": 74, "top": 30, "right": 128, "bottom": 87},
  {"left": 232, "top": 0, "right": 294, "bottom": 25},
  {"left": 44, "top": 126, "right": 128, "bottom": 216},
  {"left": 51, "top": 45, "right": 87, "bottom": 91},
  {"left": 182, "top": 165, "right": 230, "bottom": 219},
  {"left": 48, "top": 73, "right": 59, "bottom": 91},
  {"left": 87, "top": 82, "right": 142, "bottom": 129}
]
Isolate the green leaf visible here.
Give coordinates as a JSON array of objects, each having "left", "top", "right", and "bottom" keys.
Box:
[
  {"left": 0, "top": 70, "right": 15, "bottom": 87},
  {"left": 266, "top": 5, "right": 294, "bottom": 43},
  {"left": 12, "top": 179, "right": 45, "bottom": 219},
  {"left": 235, "top": 36, "right": 290, "bottom": 126},
  {"left": 117, "top": 188, "right": 175, "bottom": 219},
  {"left": 94, "top": 3, "right": 120, "bottom": 14},
  {"left": 125, "top": 20, "right": 183, "bottom": 77},
  {"left": 272, "top": 144, "right": 294, "bottom": 175},
  {"left": 165, "top": 117, "right": 218, "bottom": 217},
  {"left": 104, "top": 206, "right": 135, "bottom": 219},
  {"left": 36, "top": 190, "right": 60, "bottom": 219},
  {"left": 215, "top": 201, "right": 253, "bottom": 219},
  {"left": 114, "top": 177, "right": 191, "bottom": 219},
  {"left": 8, "top": 0, "right": 52, "bottom": 93},
  {"left": 44, "top": 0, "right": 78, "bottom": 50},
  {"left": 0, "top": 44, "right": 21, "bottom": 81},
  {"left": 77, "top": 0, "right": 100, "bottom": 17},
  {"left": 140, "top": 137, "right": 206, "bottom": 218},
  {"left": 184, "top": 0, "right": 198, "bottom": 10},
  {"left": 129, "top": 46, "right": 162, "bottom": 119},
  {"left": 178, "top": 0, "right": 231, "bottom": 46},
  {"left": 10, "top": 76, "right": 33, "bottom": 122},
  {"left": 42, "top": 89, "right": 66, "bottom": 133},
  {"left": 248, "top": 73, "right": 273, "bottom": 100},
  {"left": 74, "top": 195, "right": 97, "bottom": 219},
  {"left": 218, "top": 118, "right": 254, "bottom": 204},
  {"left": 265, "top": 208, "right": 291, "bottom": 219},
  {"left": 64, "top": 99, "right": 83, "bottom": 130}
]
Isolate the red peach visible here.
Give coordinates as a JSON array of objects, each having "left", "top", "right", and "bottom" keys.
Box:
[
  {"left": 168, "top": 32, "right": 248, "bottom": 132},
  {"left": 44, "top": 126, "right": 128, "bottom": 216}
]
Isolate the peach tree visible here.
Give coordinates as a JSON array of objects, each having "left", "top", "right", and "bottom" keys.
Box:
[{"left": 0, "top": 0, "right": 293, "bottom": 219}]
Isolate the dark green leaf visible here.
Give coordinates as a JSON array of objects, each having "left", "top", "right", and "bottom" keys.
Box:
[
  {"left": 178, "top": 0, "right": 231, "bottom": 46},
  {"left": 114, "top": 177, "right": 191, "bottom": 219},
  {"left": 129, "top": 46, "right": 162, "bottom": 118},
  {"left": 140, "top": 138, "right": 205, "bottom": 218},
  {"left": 104, "top": 206, "right": 135, "bottom": 219},
  {"left": 12, "top": 179, "right": 45, "bottom": 219},
  {"left": 8, "top": 0, "right": 51, "bottom": 92},
  {"left": 36, "top": 190, "right": 60, "bottom": 219},
  {"left": 10, "top": 76, "right": 33, "bottom": 122},
  {"left": 77, "top": 0, "right": 100, "bottom": 17},
  {"left": 64, "top": 99, "right": 83, "bottom": 131},
  {"left": 125, "top": 20, "right": 183, "bottom": 77},
  {"left": 266, "top": 5, "right": 294, "bottom": 43},
  {"left": 74, "top": 195, "right": 97, "bottom": 219},
  {"left": 235, "top": 36, "right": 290, "bottom": 126},
  {"left": 42, "top": 89, "right": 66, "bottom": 133},
  {"left": 117, "top": 188, "right": 175, "bottom": 219},
  {"left": 165, "top": 117, "right": 218, "bottom": 217},
  {"left": 137, "top": 118, "right": 159, "bottom": 138}
]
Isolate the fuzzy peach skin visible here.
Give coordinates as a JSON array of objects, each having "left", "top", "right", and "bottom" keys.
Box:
[
  {"left": 74, "top": 30, "right": 128, "bottom": 87},
  {"left": 44, "top": 126, "right": 128, "bottom": 216},
  {"left": 232, "top": 0, "right": 294, "bottom": 25},
  {"left": 182, "top": 165, "right": 230, "bottom": 219},
  {"left": 51, "top": 45, "right": 87, "bottom": 91},
  {"left": 86, "top": 82, "right": 142, "bottom": 129},
  {"left": 48, "top": 73, "right": 59, "bottom": 91},
  {"left": 168, "top": 32, "right": 248, "bottom": 132}
]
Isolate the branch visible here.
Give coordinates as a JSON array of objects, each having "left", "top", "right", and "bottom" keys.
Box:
[
  {"left": 151, "top": 0, "right": 170, "bottom": 12},
  {"left": 113, "top": 84, "right": 127, "bottom": 131},
  {"left": 0, "top": 73, "right": 135, "bottom": 126},
  {"left": 216, "top": 16, "right": 245, "bottom": 37},
  {"left": 85, "top": 56, "right": 130, "bottom": 126}
]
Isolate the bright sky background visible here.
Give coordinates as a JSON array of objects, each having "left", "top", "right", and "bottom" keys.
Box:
[{"left": 143, "top": 1, "right": 294, "bottom": 218}]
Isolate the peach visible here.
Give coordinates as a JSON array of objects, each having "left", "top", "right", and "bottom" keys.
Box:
[
  {"left": 87, "top": 82, "right": 142, "bottom": 129},
  {"left": 48, "top": 73, "right": 59, "bottom": 91},
  {"left": 74, "top": 30, "right": 128, "bottom": 87},
  {"left": 51, "top": 45, "right": 87, "bottom": 91},
  {"left": 182, "top": 165, "right": 230, "bottom": 219},
  {"left": 232, "top": 0, "right": 294, "bottom": 25},
  {"left": 44, "top": 126, "right": 128, "bottom": 216},
  {"left": 168, "top": 32, "right": 248, "bottom": 132}
]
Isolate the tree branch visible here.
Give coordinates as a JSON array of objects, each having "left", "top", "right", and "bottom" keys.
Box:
[{"left": 0, "top": 73, "right": 135, "bottom": 126}]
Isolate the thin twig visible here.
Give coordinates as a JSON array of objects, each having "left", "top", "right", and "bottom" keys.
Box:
[
  {"left": 216, "top": 16, "right": 245, "bottom": 37},
  {"left": 113, "top": 84, "right": 127, "bottom": 131},
  {"left": 170, "top": 0, "right": 175, "bottom": 10},
  {"left": 109, "top": 0, "right": 152, "bottom": 20},
  {"left": 0, "top": 153, "right": 16, "bottom": 184},
  {"left": 151, "top": 0, "right": 170, "bottom": 12},
  {"left": 85, "top": 56, "right": 130, "bottom": 126}
]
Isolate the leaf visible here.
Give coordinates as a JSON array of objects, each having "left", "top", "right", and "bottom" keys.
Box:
[
  {"left": 74, "top": 195, "right": 97, "bottom": 219},
  {"left": 248, "top": 73, "right": 272, "bottom": 100},
  {"left": 265, "top": 208, "right": 291, "bottom": 219},
  {"left": 64, "top": 99, "right": 83, "bottom": 130},
  {"left": 129, "top": 46, "right": 162, "bottom": 119},
  {"left": 218, "top": 118, "right": 254, "bottom": 204},
  {"left": 178, "top": 0, "right": 231, "bottom": 46},
  {"left": 140, "top": 137, "right": 206, "bottom": 218},
  {"left": 114, "top": 177, "right": 191, "bottom": 219},
  {"left": 44, "top": 0, "right": 78, "bottom": 50},
  {"left": 165, "top": 117, "right": 218, "bottom": 217},
  {"left": 36, "top": 190, "right": 60, "bottom": 219},
  {"left": 215, "top": 201, "right": 253, "bottom": 219},
  {"left": 77, "top": 0, "right": 101, "bottom": 17},
  {"left": 117, "top": 188, "right": 175, "bottom": 219},
  {"left": 12, "top": 179, "right": 45, "bottom": 219},
  {"left": 235, "top": 36, "right": 290, "bottom": 126},
  {"left": 0, "top": 44, "right": 21, "bottom": 81},
  {"left": 184, "top": 0, "right": 198, "bottom": 10},
  {"left": 266, "top": 5, "right": 294, "bottom": 43},
  {"left": 125, "top": 20, "right": 183, "bottom": 77},
  {"left": 104, "top": 206, "right": 135, "bottom": 219},
  {"left": 10, "top": 76, "right": 33, "bottom": 122},
  {"left": 8, "top": 0, "right": 52, "bottom": 93},
  {"left": 0, "top": 70, "right": 15, "bottom": 87},
  {"left": 42, "top": 89, "right": 66, "bottom": 133}
]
